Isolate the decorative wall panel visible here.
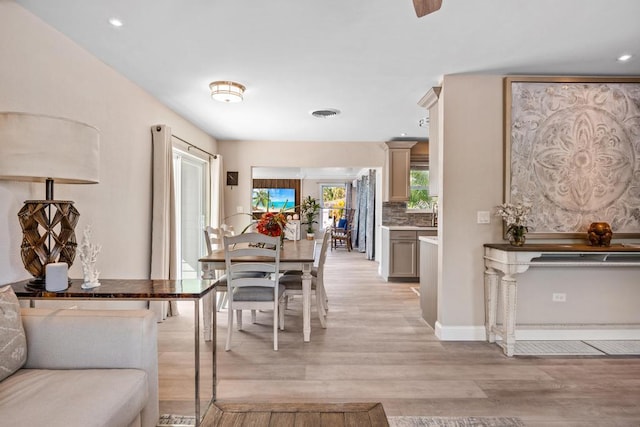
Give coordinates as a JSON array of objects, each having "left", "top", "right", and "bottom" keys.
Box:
[{"left": 504, "top": 76, "right": 640, "bottom": 238}]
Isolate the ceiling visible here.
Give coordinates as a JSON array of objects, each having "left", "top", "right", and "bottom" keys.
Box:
[{"left": 15, "top": 0, "right": 640, "bottom": 143}]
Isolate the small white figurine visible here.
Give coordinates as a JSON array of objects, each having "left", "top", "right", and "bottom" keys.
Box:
[{"left": 79, "top": 225, "right": 101, "bottom": 289}]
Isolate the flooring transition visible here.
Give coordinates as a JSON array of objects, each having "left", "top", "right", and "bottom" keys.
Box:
[
  {"left": 157, "top": 414, "right": 525, "bottom": 427},
  {"left": 513, "top": 340, "right": 640, "bottom": 356}
]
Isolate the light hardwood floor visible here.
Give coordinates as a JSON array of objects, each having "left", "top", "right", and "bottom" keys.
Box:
[{"left": 158, "top": 248, "right": 640, "bottom": 426}]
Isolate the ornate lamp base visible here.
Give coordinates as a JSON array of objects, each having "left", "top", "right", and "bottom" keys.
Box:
[{"left": 18, "top": 200, "right": 79, "bottom": 288}]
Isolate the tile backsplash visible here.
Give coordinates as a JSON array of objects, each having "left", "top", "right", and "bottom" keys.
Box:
[{"left": 382, "top": 202, "right": 434, "bottom": 226}]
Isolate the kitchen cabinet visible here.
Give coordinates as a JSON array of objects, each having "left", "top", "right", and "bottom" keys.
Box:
[
  {"left": 381, "top": 226, "right": 437, "bottom": 281},
  {"left": 384, "top": 141, "right": 416, "bottom": 202}
]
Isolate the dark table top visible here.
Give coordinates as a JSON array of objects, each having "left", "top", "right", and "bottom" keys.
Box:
[
  {"left": 199, "top": 238, "right": 316, "bottom": 263},
  {"left": 7, "top": 278, "right": 217, "bottom": 300}
]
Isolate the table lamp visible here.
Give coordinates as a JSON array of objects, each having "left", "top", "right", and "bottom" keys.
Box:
[{"left": 0, "top": 112, "right": 100, "bottom": 287}]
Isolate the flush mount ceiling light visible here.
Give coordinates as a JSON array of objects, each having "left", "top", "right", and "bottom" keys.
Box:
[
  {"left": 311, "top": 108, "right": 340, "bottom": 118},
  {"left": 108, "top": 17, "right": 124, "bottom": 27},
  {"left": 617, "top": 54, "right": 632, "bottom": 62},
  {"left": 209, "top": 81, "right": 245, "bottom": 103}
]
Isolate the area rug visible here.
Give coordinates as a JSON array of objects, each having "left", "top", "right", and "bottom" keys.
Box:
[
  {"left": 158, "top": 414, "right": 195, "bottom": 425},
  {"left": 513, "top": 340, "right": 604, "bottom": 356},
  {"left": 388, "top": 417, "right": 524, "bottom": 427},
  {"left": 158, "top": 414, "right": 525, "bottom": 426},
  {"left": 584, "top": 340, "right": 640, "bottom": 355}
]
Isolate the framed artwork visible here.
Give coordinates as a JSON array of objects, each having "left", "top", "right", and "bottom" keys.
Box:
[
  {"left": 226, "top": 171, "right": 238, "bottom": 186},
  {"left": 504, "top": 76, "right": 640, "bottom": 238}
]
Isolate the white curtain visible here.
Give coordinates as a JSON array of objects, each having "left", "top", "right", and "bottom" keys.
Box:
[
  {"left": 210, "top": 154, "right": 224, "bottom": 228},
  {"left": 150, "top": 125, "right": 179, "bottom": 320}
]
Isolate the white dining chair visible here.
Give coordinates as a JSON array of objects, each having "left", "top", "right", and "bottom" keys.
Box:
[
  {"left": 203, "top": 226, "right": 231, "bottom": 312},
  {"left": 223, "top": 232, "right": 286, "bottom": 351},
  {"left": 279, "top": 230, "right": 330, "bottom": 328}
]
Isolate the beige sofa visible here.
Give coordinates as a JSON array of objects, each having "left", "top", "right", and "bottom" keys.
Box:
[{"left": 0, "top": 307, "right": 159, "bottom": 427}]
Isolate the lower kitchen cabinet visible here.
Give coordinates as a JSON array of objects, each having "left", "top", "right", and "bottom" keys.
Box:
[{"left": 381, "top": 227, "right": 436, "bottom": 281}]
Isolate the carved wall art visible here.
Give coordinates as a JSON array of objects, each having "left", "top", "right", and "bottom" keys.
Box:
[{"left": 504, "top": 76, "right": 640, "bottom": 238}]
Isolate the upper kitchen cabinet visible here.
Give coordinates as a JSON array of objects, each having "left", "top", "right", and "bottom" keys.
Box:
[{"left": 384, "top": 140, "right": 417, "bottom": 202}]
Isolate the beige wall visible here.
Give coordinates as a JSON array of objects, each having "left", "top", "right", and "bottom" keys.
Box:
[
  {"left": 436, "top": 74, "right": 640, "bottom": 339},
  {"left": 437, "top": 75, "right": 504, "bottom": 338},
  {"left": 0, "top": 2, "right": 216, "bottom": 283},
  {"left": 218, "top": 140, "right": 385, "bottom": 257}
]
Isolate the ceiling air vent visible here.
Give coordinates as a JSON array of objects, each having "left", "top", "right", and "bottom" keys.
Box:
[{"left": 311, "top": 109, "right": 340, "bottom": 118}]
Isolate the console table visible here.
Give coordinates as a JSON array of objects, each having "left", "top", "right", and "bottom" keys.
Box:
[
  {"left": 9, "top": 278, "right": 217, "bottom": 426},
  {"left": 483, "top": 243, "right": 640, "bottom": 356}
]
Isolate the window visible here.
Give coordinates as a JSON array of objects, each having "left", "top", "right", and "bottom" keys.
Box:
[
  {"left": 320, "top": 184, "right": 346, "bottom": 228},
  {"left": 407, "top": 164, "right": 432, "bottom": 210}
]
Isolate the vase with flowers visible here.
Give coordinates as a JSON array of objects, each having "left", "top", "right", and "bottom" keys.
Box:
[
  {"left": 495, "top": 202, "right": 532, "bottom": 246},
  {"left": 256, "top": 211, "right": 288, "bottom": 247}
]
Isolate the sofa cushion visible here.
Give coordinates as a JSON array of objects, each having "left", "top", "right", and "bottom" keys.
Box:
[
  {"left": 0, "top": 285, "right": 27, "bottom": 381},
  {"left": 0, "top": 368, "right": 148, "bottom": 427}
]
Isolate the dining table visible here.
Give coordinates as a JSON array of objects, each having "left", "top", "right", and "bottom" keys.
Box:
[{"left": 199, "top": 238, "right": 317, "bottom": 342}]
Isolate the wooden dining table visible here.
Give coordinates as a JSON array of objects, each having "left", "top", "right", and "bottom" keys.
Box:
[{"left": 199, "top": 238, "right": 317, "bottom": 342}]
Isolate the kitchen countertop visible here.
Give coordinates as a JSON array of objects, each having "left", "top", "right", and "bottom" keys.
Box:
[
  {"left": 419, "top": 236, "right": 439, "bottom": 244},
  {"left": 381, "top": 225, "right": 437, "bottom": 231}
]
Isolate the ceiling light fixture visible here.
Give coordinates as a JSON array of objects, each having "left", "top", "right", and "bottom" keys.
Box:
[
  {"left": 209, "top": 81, "right": 245, "bottom": 103},
  {"left": 108, "top": 17, "right": 124, "bottom": 27},
  {"left": 617, "top": 54, "right": 632, "bottom": 62}
]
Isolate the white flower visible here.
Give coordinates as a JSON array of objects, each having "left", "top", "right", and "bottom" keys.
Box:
[{"left": 495, "top": 202, "right": 532, "bottom": 227}]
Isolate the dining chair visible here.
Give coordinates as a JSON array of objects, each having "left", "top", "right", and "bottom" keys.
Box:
[
  {"left": 331, "top": 208, "right": 355, "bottom": 251},
  {"left": 223, "top": 232, "right": 286, "bottom": 351},
  {"left": 279, "top": 230, "right": 330, "bottom": 328},
  {"left": 203, "top": 226, "right": 230, "bottom": 312},
  {"left": 203, "top": 226, "right": 267, "bottom": 342}
]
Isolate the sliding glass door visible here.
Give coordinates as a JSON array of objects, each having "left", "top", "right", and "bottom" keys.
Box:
[{"left": 173, "top": 149, "right": 209, "bottom": 279}]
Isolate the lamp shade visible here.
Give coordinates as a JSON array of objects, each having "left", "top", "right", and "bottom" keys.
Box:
[{"left": 0, "top": 112, "right": 100, "bottom": 184}]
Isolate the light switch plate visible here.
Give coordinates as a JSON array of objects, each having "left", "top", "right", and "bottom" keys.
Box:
[{"left": 477, "top": 211, "right": 491, "bottom": 224}]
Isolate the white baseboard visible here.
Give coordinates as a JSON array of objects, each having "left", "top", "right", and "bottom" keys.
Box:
[
  {"left": 434, "top": 323, "right": 640, "bottom": 341},
  {"left": 434, "top": 322, "right": 486, "bottom": 341}
]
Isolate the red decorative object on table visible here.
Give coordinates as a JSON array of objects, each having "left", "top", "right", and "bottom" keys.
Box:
[{"left": 256, "top": 212, "right": 287, "bottom": 237}]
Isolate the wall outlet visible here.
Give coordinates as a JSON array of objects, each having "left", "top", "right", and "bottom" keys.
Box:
[
  {"left": 477, "top": 211, "right": 491, "bottom": 224},
  {"left": 552, "top": 293, "right": 567, "bottom": 302}
]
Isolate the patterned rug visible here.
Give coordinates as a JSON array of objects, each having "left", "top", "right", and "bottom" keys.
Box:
[
  {"left": 158, "top": 414, "right": 195, "bottom": 425},
  {"left": 388, "top": 417, "right": 524, "bottom": 427},
  {"left": 512, "top": 340, "right": 640, "bottom": 356},
  {"left": 584, "top": 340, "right": 640, "bottom": 355},
  {"left": 157, "top": 414, "right": 525, "bottom": 426},
  {"left": 513, "top": 340, "right": 604, "bottom": 356}
]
